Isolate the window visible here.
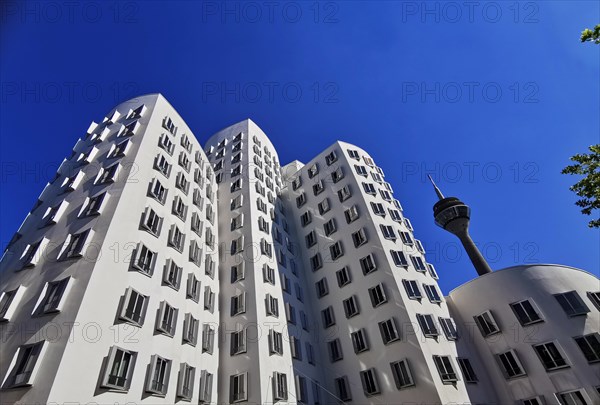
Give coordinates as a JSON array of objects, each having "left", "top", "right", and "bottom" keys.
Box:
[
  {"left": 343, "top": 295, "right": 360, "bottom": 318},
  {"left": 163, "top": 260, "right": 182, "bottom": 290},
  {"left": 439, "top": 317, "right": 458, "bottom": 340},
  {"left": 363, "top": 182, "right": 376, "bottom": 195},
  {"left": 62, "top": 229, "right": 90, "bottom": 259},
  {"left": 286, "top": 303, "right": 296, "bottom": 324},
  {"left": 292, "top": 176, "right": 302, "bottom": 190},
  {"left": 101, "top": 346, "right": 137, "bottom": 391},
  {"left": 176, "top": 363, "right": 195, "bottom": 400},
  {"left": 322, "top": 306, "right": 335, "bottom": 328},
  {"left": 556, "top": 390, "right": 591, "bottom": 405},
  {"left": 427, "top": 263, "right": 439, "bottom": 279},
  {"left": 510, "top": 299, "right": 543, "bottom": 326},
  {"left": 149, "top": 178, "right": 168, "bottom": 204},
  {"left": 533, "top": 342, "right": 569, "bottom": 370},
  {"left": 175, "top": 171, "right": 189, "bottom": 194},
  {"left": 141, "top": 208, "right": 162, "bottom": 236},
  {"left": 338, "top": 185, "right": 351, "bottom": 202},
  {"left": 155, "top": 155, "right": 171, "bottom": 177},
  {"left": 231, "top": 235, "right": 244, "bottom": 255},
  {"left": 410, "top": 255, "right": 427, "bottom": 272},
  {"left": 313, "top": 278, "right": 329, "bottom": 299},
  {"left": 336, "top": 266, "right": 352, "bottom": 287},
  {"left": 328, "top": 338, "right": 343, "bottom": 362},
  {"left": 230, "top": 372, "right": 248, "bottom": 402},
  {"left": 0, "top": 288, "right": 20, "bottom": 321},
  {"left": 231, "top": 329, "right": 247, "bottom": 355},
  {"left": 231, "top": 263, "right": 245, "bottom": 283},
  {"left": 2, "top": 341, "right": 45, "bottom": 388},
  {"left": 352, "top": 228, "right": 368, "bottom": 247},
  {"left": 400, "top": 231, "right": 414, "bottom": 245},
  {"left": 308, "top": 163, "right": 319, "bottom": 178},
  {"left": 146, "top": 355, "right": 171, "bottom": 395},
  {"left": 35, "top": 278, "right": 70, "bottom": 315},
  {"left": 306, "top": 342, "right": 315, "bottom": 365},
  {"left": 20, "top": 239, "right": 45, "bottom": 268},
  {"left": 189, "top": 240, "right": 202, "bottom": 267},
  {"left": 416, "top": 314, "right": 439, "bottom": 338},
  {"left": 97, "top": 163, "right": 119, "bottom": 184},
  {"left": 379, "top": 318, "right": 400, "bottom": 344},
  {"left": 348, "top": 149, "right": 360, "bottom": 159},
  {"left": 199, "top": 371, "right": 214, "bottom": 402},
  {"left": 310, "top": 253, "right": 323, "bottom": 271},
  {"left": 351, "top": 329, "right": 369, "bottom": 353},
  {"left": 345, "top": 205, "right": 359, "bottom": 223},
  {"left": 355, "top": 165, "right": 368, "bottom": 176},
  {"left": 554, "top": 291, "right": 590, "bottom": 317},
  {"left": 497, "top": 350, "right": 526, "bottom": 379},
  {"left": 305, "top": 230, "right": 317, "bottom": 248},
  {"left": 424, "top": 284, "right": 442, "bottom": 303},
  {"left": 360, "top": 254, "right": 377, "bottom": 275},
  {"left": 263, "top": 264, "right": 275, "bottom": 285},
  {"left": 403, "top": 279, "right": 422, "bottom": 300},
  {"left": 202, "top": 324, "right": 215, "bottom": 353},
  {"left": 474, "top": 310, "right": 500, "bottom": 337},
  {"left": 231, "top": 292, "right": 246, "bottom": 316},
  {"left": 329, "top": 241, "right": 344, "bottom": 260},
  {"left": 300, "top": 210, "right": 312, "bottom": 226},
  {"left": 391, "top": 250, "right": 408, "bottom": 267},
  {"left": 324, "top": 218, "right": 337, "bottom": 236},
  {"left": 360, "top": 368, "right": 381, "bottom": 397},
  {"left": 574, "top": 333, "right": 600, "bottom": 363},
  {"left": 415, "top": 239, "right": 426, "bottom": 254},
  {"left": 313, "top": 179, "right": 325, "bottom": 195},
  {"left": 433, "top": 355, "right": 458, "bottom": 383},
  {"left": 371, "top": 202, "right": 385, "bottom": 216},
  {"left": 522, "top": 397, "right": 544, "bottom": 405},
  {"left": 273, "top": 372, "right": 288, "bottom": 401},
  {"left": 325, "top": 150, "right": 338, "bottom": 165},
  {"left": 458, "top": 358, "right": 478, "bottom": 383},
  {"left": 172, "top": 196, "right": 188, "bottom": 221},
  {"left": 266, "top": 294, "right": 279, "bottom": 317},
  {"left": 318, "top": 198, "right": 330, "bottom": 214},
  {"left": 159, "top": 134, "right": 175, "bottom": 155},
  {"left": 331, "top": 167, "right": 344, "bottom": 183},
  {"left": 204, "top": 287, "right": 215, "bottom": 313},
  {"left": 389, "top": 208, "right": 402, "bottom": 222},
  {"left": 260, "top": 239, "right": 272, "bottom": 258},
  {"left": 290, "top": 336, "right": 302, "bottom": 360},
  {"left": 40, "top": 202, "right": 66, "bottom": 227},
  {"left": 380, "top": 225, "right": 396, "bottom": 240},
  {"left": 334, "top": 376, "right": 352, "bottom": 401},
  {"left": 258, "top": 216, "right": 269, "bottom": 233},
  {"left": 183, "top": 314, "right": 199, "bottom": 346},
  {"left": 120, "top": 287, "right": 148, "bottom": 326},
  {"left": 369, "top": 283, "right": 387, "bottom": 307},
  {"left": 156, "top": 301, "right": 178, "bottom": 336},
  {"left": 296, "top": 193, "right": 307, "bottom": 208},
  {"left": 131, "top": 243, "right": 156, "bottom": 275},
  {"left": 390, "top": 359, "right": 415, "bottom": 389},
  {"left": 587, "top": 291, "right": 600, "bottom": 310},
  {"left": 186, "top": 274, "right": 200, "bottom": 302},
  {"left": 168, "top": 226, "right": 185, "bottom": 252},
  {"left": 295, "top": 375, "right": 308, "bottom": 404},
  {"left": 80, "top": 193, "right": 106, "bottom": 217}
]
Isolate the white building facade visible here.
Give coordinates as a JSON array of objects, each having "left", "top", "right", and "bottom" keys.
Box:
[{"left": 0, "top": 94, "right": 598, "bottom": 405}]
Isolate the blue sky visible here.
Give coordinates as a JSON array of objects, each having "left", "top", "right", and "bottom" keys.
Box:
[{"left": 1, "top": 1, "right": 598, "bottom": 294}]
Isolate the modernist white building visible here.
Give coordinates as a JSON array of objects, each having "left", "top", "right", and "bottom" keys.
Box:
[{"left": 0, "top": 93, "right": 598, "bottom": 405}]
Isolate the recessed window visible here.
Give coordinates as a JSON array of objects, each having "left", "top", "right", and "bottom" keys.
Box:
[
  {"left": 290, "top": 336, "right": 302, "bottom": 360},
  {"left": 183, "top": 314, "right": 199, "bottom": 346},
  {"left": 273, "top": 372, "right": 288, "bottom": 401},
  {"left": 231, "top": 329, "right": 247, "bottom": 355},
  {"left": 497, "top": 350, "right": 526, "bottom": 379},
  {"left": 360, "top": 368, "right": 381, "bottom": 397},
  {"left": 310, "top": 253, "right": 323, "bottom": 271},
  {"left": 35, "top": 278, "right": 70, "bottom": 315},
  {"left": 380, "top": 225, "right": 396, "bottom": 240},
  {"left": 140, "top": 207, "right": 163, "bottom": 236},
  {"left": 163, "top": 259, "right": 182, "bottom": 290},
  {"left": 202, "top": 323, "right": 215, "bottom": 353},
  {"left": 439, "top": 317, "right": 458, "bottom": 340},
  {"left": 286, "top": 303, "right": 296, "bottom": 324},
  {"left": 313, "top": 179, "right": 325, "bottom": 195},
  {"left": 433, "top": 355, "right": 458, "bottom": 383},
  {"left": 322, "top": 306, "right": 336, "bottom": 328},
  {"left": 324, "top": 218, "right": 337, "bottom": 236},
  {"left": 156, "top": 301, "right": 178, "bottom": 337},
  {"left": 522, "top": 396, "right": 544, "bottom": 405},
  {"left": 338, "top": 185, "right": 351, "bottom": 202},
  {"left": 574, "top": 333, "right": 600, "bottom": 363},
  {"left": 402, "top": 279, "right": 422, "bottom": 300},
  {"left": 300, "top": 210, "right": 312, "bottom": 226},
  {"left": 334, "top": 376, "right": 351, "bottom": 402},
  {"left": 458, "top": 358, "right": 478, "bottom": 383},
  {"left": 318, "top": 198, "right": 330, "bottom": 215},
  {"left": 230, "top": 373, "right": 248, "bottom": 402},
  {"left": 62, "top": 229, "right": 91, "bottom": 259},
  {"left": 474, "top": 310, "right": 500, "bottom": 337},
  {"left": 132, "top": 243, "right": 157, "bottom": 275},
  {"left": 231, "top": 292, "right": 246, "bottom": 316},
  {"left": 510, "top": 299, "right": 544, "bottom": 326},
  {"left": 101, "top": 346, "right": 137, "bottom": 391},
  {"left": 391, "top": 250, "right": 408, "bottom": 267},
  {"left": 177, "top": 363, "right": 195, "bottom": 400},
  {"left": 336, "top": 266, "right": 351, "bottom": 287},
  {"left": 2, "top": 341, "right": 46, "bottom": 388},
  {"left": 329, "top": 241, "right": 344, "bottom": 260},
  {"left": 360, "top": 254, "right": 377, "bottom": 275},
  {"left": 146, "top": 355, "right": 171, "bottom": 396},
  {"left": 231, "top": 263, "right": 245, "bottom": 283},
  {"left": 368, "top": 283, "right": 387, "bottom": 307},
  {"left": 533, "top": 341, "right": 569, "bottom": 371},
  {"left": 331, "top": 167, "right": 344, "bottom": 183},
  {"left": 325, "top": 150, "right": 338, "bottom": 165},
  {"left": 363, "top": 182, "right": 376, "bottom": 195},
  {"left": 120, "top": 287, "right": 148, "bottom": 326},
  {"left": 292, "top": 176, "right": 302, "bottom": 190},
  {"left": 390, "top": 359, "right": 415, "bottom": 389},
  {"left": 296, "top": 193, "right": 307, "bottom": 208},
  {"left": 556, "top": 390, "right": 592, "bottom": 405},
  {"left": 0, "top": 287, "right": 21, "bottom": 321},
  {"left": 352, "top": 228, "right": 368, "bottom": 247},
  {"left": 423, "top": 284, "right": 442, "bottom": 303},
  {"left": 343, "top": 295, "right": 360, "bottom": 318},
  {"left": 371, "top": 202, "right": 385, "bottom": 216},
  {"left": 308, "top": 163, "right": 319, "bottom": 178},
  {"left": 351, "top": 328, "right": 370, "bottom": 353},
  {"left": 328, "top": 338, "right": 343, "bottom": 362},
  {"left": 416, "top": 314, "right": 439, "bottom": 338},
  {"left": 345, "top": 205, "right": 359, "bottom": 223},
  {"left": 554, "top": 291, "right": 590, "bottom": 317},
  {"left": 379, "top": 318, "right": 400, "bottom": 344},
  {"left": 305, "top": 230, "right": 317, "bottom": 248},
  {"left": 266, "top": 294, "right": 279, "bottom": 317}
]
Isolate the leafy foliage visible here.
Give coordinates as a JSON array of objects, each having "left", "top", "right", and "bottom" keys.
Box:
[
  {"left": 562, "top": 145, "right": 600, "bottom": 228},
  {"left": 581, "top": 24, "right": 600, "bottom": 44}
]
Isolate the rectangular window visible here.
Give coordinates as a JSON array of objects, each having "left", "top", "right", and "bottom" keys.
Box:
[
  {"left": 331, "top": 167, "right": 344, "bottom": 183},
  {"left": 308, "top": 163, "right": 319, "bottom": 178},
  {"left": 290, "top": 336, "right": 302, "bottom": 360},
  {"left": 36, "top": 278, "right": 69, "bottom": 314},
  {"left": 352, "top": 228, "right": 368, "bottom": 247},
  {"left": 231, "top": 329, "right": 247, "bottom": 355},
  {"left": 2, "top": 341, "right": 45, "bottom": 388},
  {"left": 273, "top": 372, "right": 288, "bottom": 401},
  {"left": 101, "top": 346, "right": 136, "bottom": 390},
  {"left": 322, "top": 306, "right": 336, "bottom": 328},
  {"left": 335, "top": 376, "right": 352, "bottom": 401},
  {"left": 183, "top": 314, "right": 199, "bottom": 346},
  {"left": 141, "top": 207, "right": 162, "bottom": 236},
  {"left": 574, "top": 333, "right": 600, "bottom": 363},
  {"left": 360, "top": 368, "right": 380, "bottom": 397},
  {"left": 81, "top": 193, "right": 106, "bottom": 217},
  {"left": 156, "top": 301, "right": 178, "bottom": 336},
  {"left": 380, "top": 225, "right": 396, "bottom": 240},
  {"left": 230, "top": 372, "right": 248, "bottom": 402},
  {"left": 439, "top": 317, "right": 458, "bottom": 340},
  {"left": 587, "top": 291, "right": 600, "bottom": 310},
  {"left": 202, "top": 324, "right": 215, "bottom": 354},
  {"left": 391, "top": 250, "right": 408, "bottom": 267},
  {"left": 146, "top": 355, "right": 171, "bottom": 395},
  {"left": 329, "top": 241, "right": 344, "bottom": 260},
  {"left": 458, "top": 358, "right": 478, "bottom": 383},
  {"left": 379, "top": 318, "right": 400, "bottom": 344},
  {"left": 311, "top": 253, "right": 323, "bottom": 271},
  {"left": 204, "top": 287, "right": 215, "bottom": 313},
  {"left": 300, "top": 210, "right": 312, "bottom": 226},
  {"left": 176, "top": 363, "right": 195, "bottom": 400},
  {"left": 0, "top": 288, "right": 20, "bottom": 321},
  {"left": 474, "top": 310, "right": 500, "bottom": 337},
  {"left": 371, "top": 202, "right": 385, "bottom": 216},
  {"left": 424, "top": 284, "right": 442, "bottom": 303},
  {"left": 410, "top": 255, "right": 427, "bottom": 272},
  {"left": 433, "top": 355, "right": 458, "bottom": 383},
  {"left": 402, "top": 279, "right": 422, "bottom": 300},
  {"left": 533, "top": 341, "right": 569, "bottom": 370},
  {"left": 416, "top": 313, "right": 439, "bottom": 338},
  {"left": 231, "top": 263, "right": 245, "bottom": 283},
  {"left": 324, "top": 218, "right": 337, "bottom": 236},
  {"left": 510, "top": 299, "right": 543, "bottom": 326},
  {"left": 186, "top": 273, "right": 200, "bottom": 302},
  {"left": 343, "top": 295, "right": 360, "bottom": 318},
  {"left": 345, "top": 205, "right": 359, "bottom": 223},
  {"left": 318, "top": 198, "right": 330, "bottom": 214},
  {"left": 556, "top": 390, "right": 591, "bottom": 405},
  {"left": 120, "top": 287, "right": 148, "bottom": 326},
  {"left": 554, "top": 291, "right": 590, "bottom": 317},
  {"left": 328, "top": 338, "right": 343, "bottom": 362},
  {"left": 336, "top": 266, "right": 351, "bottom": 287},
  {"left": 163, "top": 259, "right": 182, "bottom": 290},
  {"left": 390, "top": 359, "right": 415, "bottom": 389},
  {"left": 351, "top": 329, "right": 369, "bottom": 353},
  {"left": 368, "top": 283, "right": 387, "bottom": 307},
  {"left": 325, "top": 150, "right": 338, "bottom": 165},
  {"left": 63, "top": 229, "right": 90, "bottom": 259},
  {"left": 497, "top": 350, "right": 526, "bottom": 379},
  {"left": 360, "top": 254, "right": 377, "bottom": 275},
  {"left": 231, "top": 292, "right": 246, "bottom": 316},
  {"left": 338, "top": 185, "right": 351, "bottom": 202},
  {"left": 266, "top": 294, "right": 279, "bottom": 317}
]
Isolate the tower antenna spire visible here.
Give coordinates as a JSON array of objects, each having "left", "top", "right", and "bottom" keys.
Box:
[{"left": 427, "top": 175, "right": 445, "bottom": 200}]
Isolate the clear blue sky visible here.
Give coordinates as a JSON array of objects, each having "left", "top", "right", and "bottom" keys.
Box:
[{"left": 1, "top": 1, "right": 598, "bottom": 294}]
